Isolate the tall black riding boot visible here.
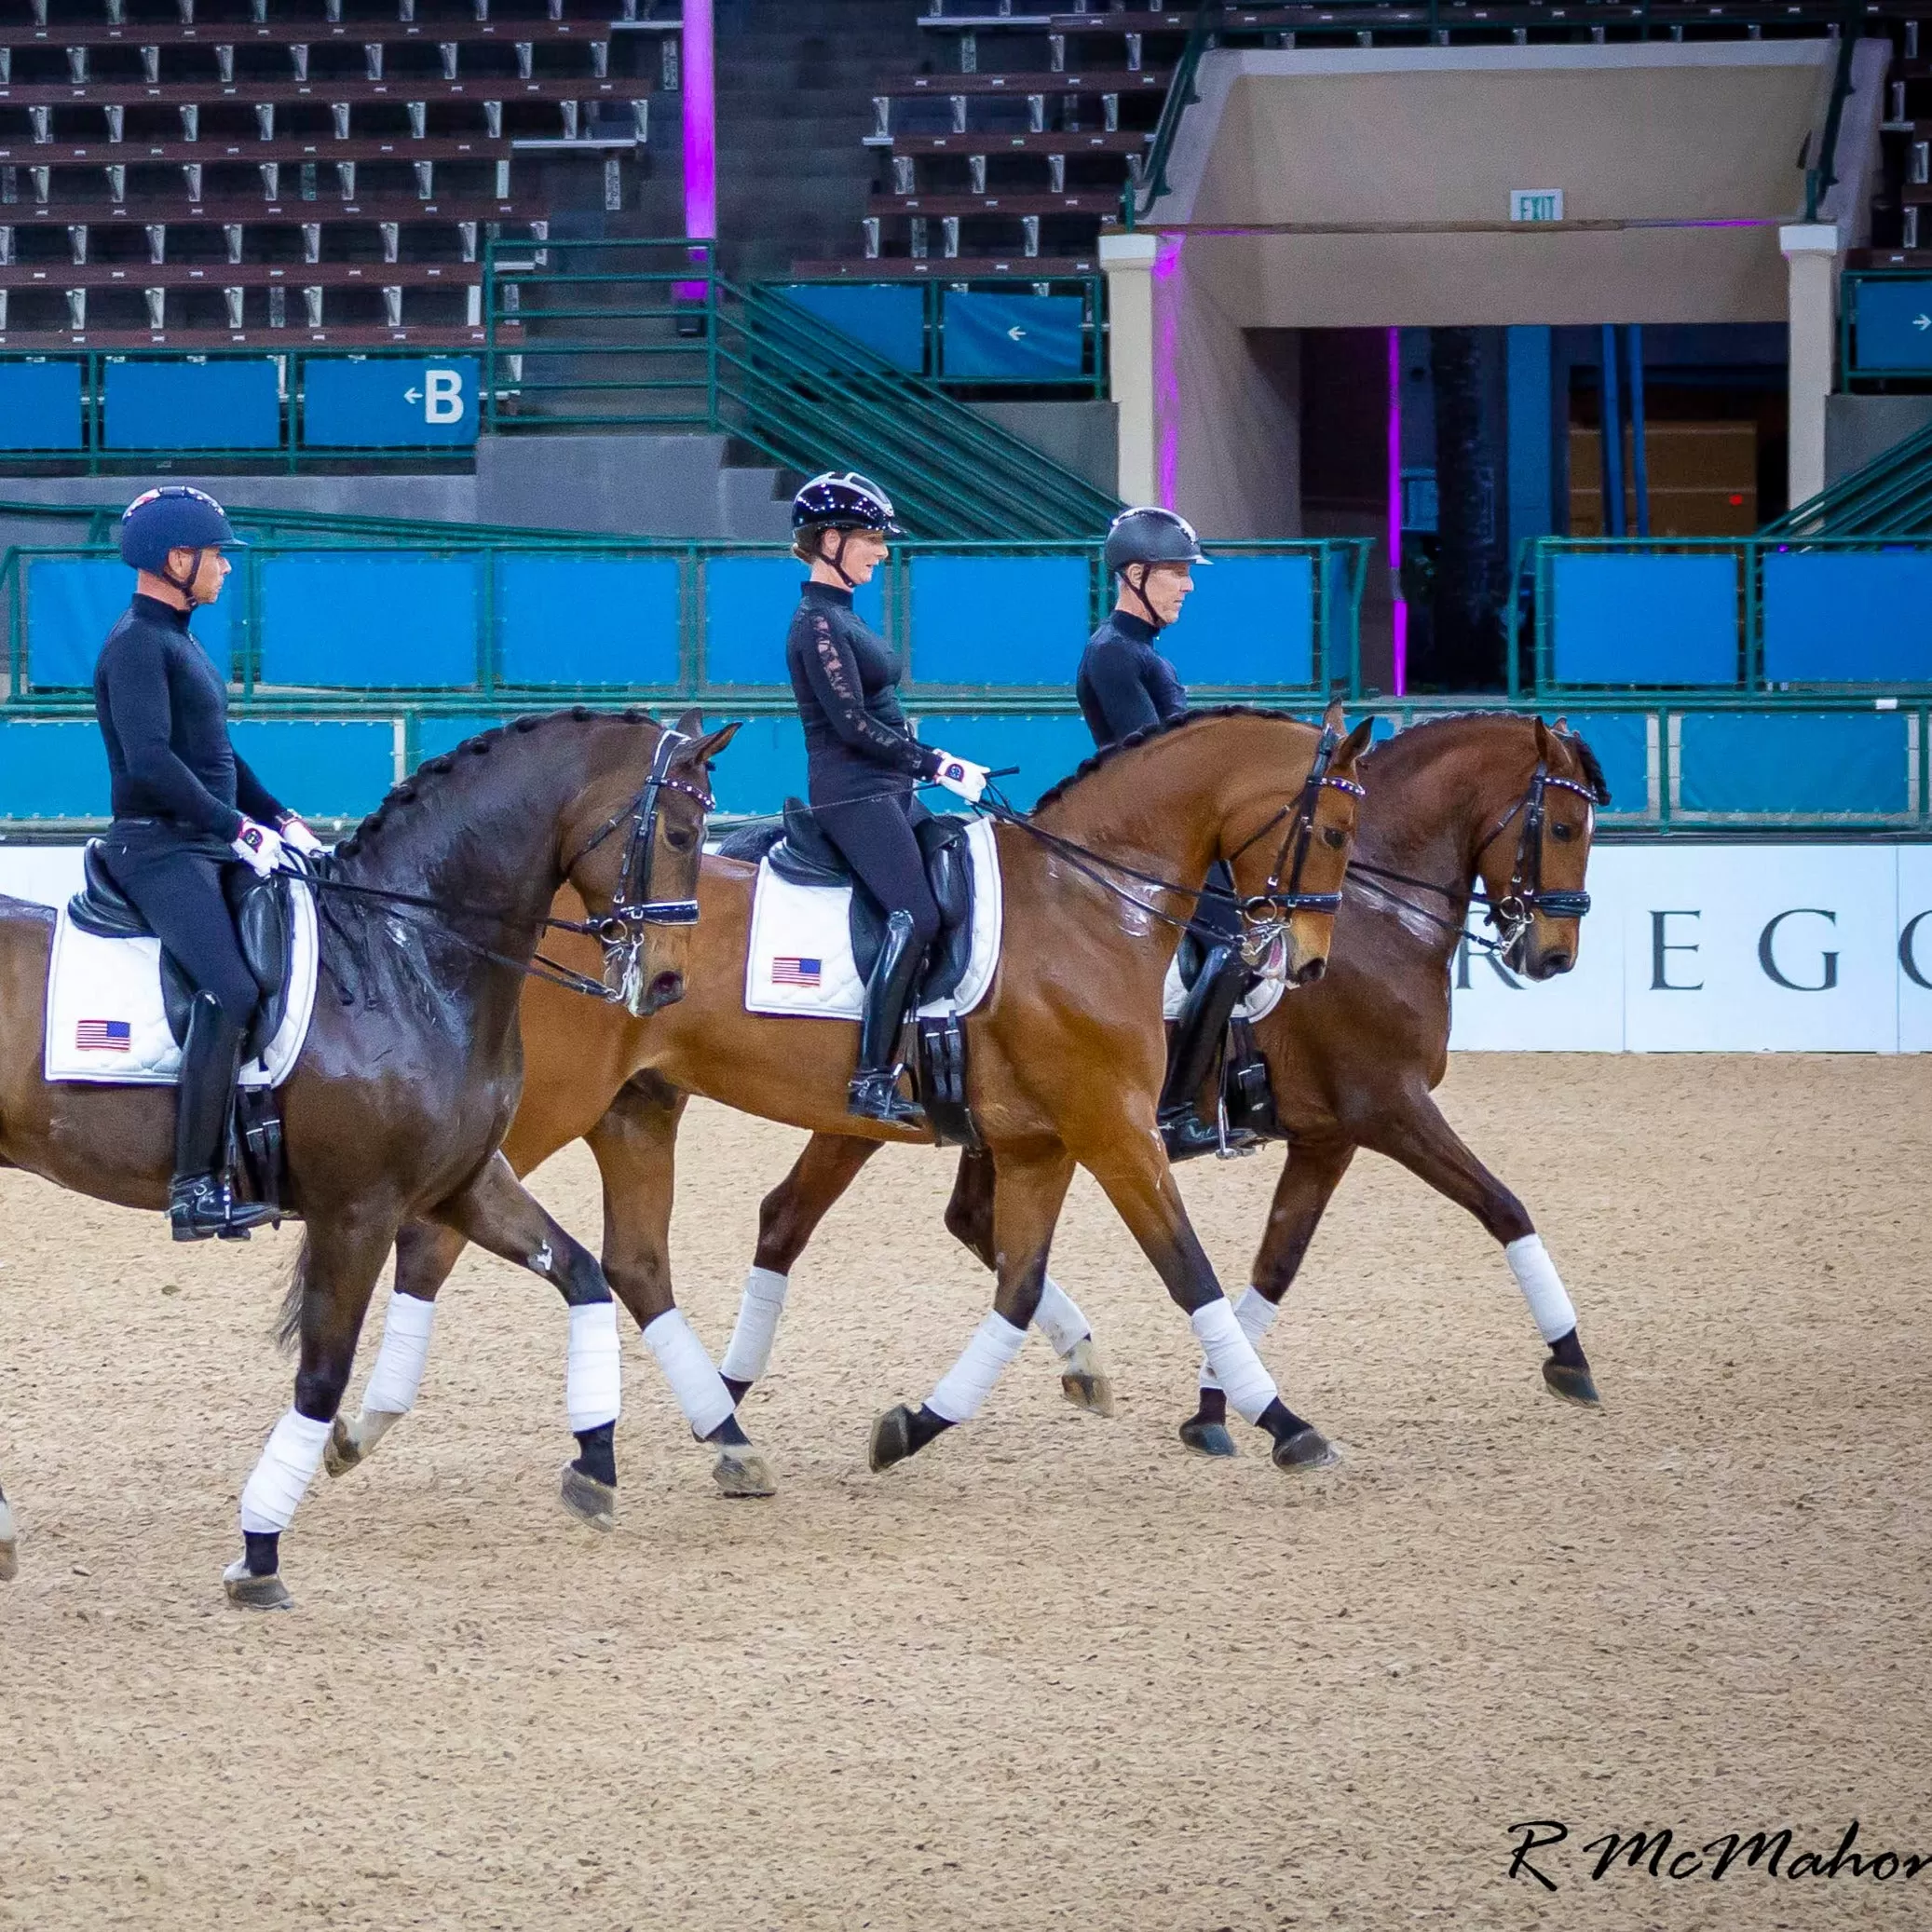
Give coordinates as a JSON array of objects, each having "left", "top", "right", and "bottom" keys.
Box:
[
  {"left": 1159, "top": 945, "right": 1258, "bottom": 1161},
  {"left": 170, "top": 991, "right": 276, "bottom": 1242},
  {"left": 847, "top": 909, "right": 928, "bottom": 1126}
]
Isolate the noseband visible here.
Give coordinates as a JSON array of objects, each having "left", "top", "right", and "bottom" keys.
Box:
[{"left": 1472, "top": 762, "right": 1596, "bottom": 961}]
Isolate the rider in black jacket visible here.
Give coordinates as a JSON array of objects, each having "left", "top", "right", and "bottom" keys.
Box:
[
  {"left": 95, "top": 487, "right": 325, "bottom": 1240},
  {"left": 785, "top": 473, "right": 988, "bottom": 1124},
  {"left": 1078, "top": 506, "right": 1254, "bottom": 1159}
]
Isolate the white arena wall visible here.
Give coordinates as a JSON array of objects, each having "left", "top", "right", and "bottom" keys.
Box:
[{"left": 2, "top": 842, "right": 1927, "bottom": 1053}]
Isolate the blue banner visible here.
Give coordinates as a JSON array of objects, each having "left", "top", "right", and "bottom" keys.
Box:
[
  {"left": 0, "top": 362, "right": 83, "bottom": 451},
  {"left": 103, "top": 360, "right": 280, "bottom": 450},
  {"left": 1851, "top": 279, "right": 1932, "bottom": 373},
  {"left": 303, "top": 357, "right": 482, "bottom": 447},
  {"left": 777, "top": 286, "right": 925, "bottom": 373},
  {"left": 941, "top": 293, "right": 1085, "bottom": 381}
]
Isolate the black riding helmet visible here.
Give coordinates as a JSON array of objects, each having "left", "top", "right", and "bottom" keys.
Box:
[
  {"left": 1105, "top": 505, "right": 1209, "bottom": 630},
  {"left": 792, "top": 472, "right": 902, "bottom": 591}
]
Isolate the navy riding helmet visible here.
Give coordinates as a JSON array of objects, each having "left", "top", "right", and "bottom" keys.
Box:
[
  {"left": 119, "top": 485, "right": 245, "bottom": 586},
  {"left": 1104, "top": 505, "right": 1211, "bottom": 577},
  {"left": 791, "top": 471, "right": 903, "bottom": 536}
]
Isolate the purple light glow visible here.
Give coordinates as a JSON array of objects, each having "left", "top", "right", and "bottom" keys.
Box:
[
  {"left": 1154, "top": 238, "right": 1183, "bottom": 506},
  {"left": 682, "top": 0, "right": 715, "bottom": 243},
  {"left": 1387, "top": 325, "right": 1406, "bottom": 697}
]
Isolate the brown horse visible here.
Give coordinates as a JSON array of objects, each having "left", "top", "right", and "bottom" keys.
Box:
[
  {"left": 0, "top": 706, "right": 731, "bottom": 1604},
  {"left": 327, "top": 703, "right": 1374, "bottom": 1490},
  {"left": 709, "top": 712, "right": 1611, "bottom": 1449}
]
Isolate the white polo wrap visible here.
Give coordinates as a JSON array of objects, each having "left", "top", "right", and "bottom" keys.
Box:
[
  {"left": 565, "top": 1299, "right": 623, "bottom": 1434},
  {"left": 643, "top": 1308, "right": 734, "bottom": 1438},
  {"left": 1506, "top": 1234, "right": 1578, "bottom": 1343},
  {"left": 238, "top": 1408, "right": 332, "bottom": 1536},
  {"left": 1198, "top": 1285, "right": 1279, "bottom": 1392},
  {"left": 1190, "top": 1297, "right": 1280, "bottom": 1423},
  {"left": 928, "top": 1312, "right": 1027, "bottom": 1424},
  {"left": 719, "top": 1267, "right": 790, "bottom": 1384},
  {"left": 1032, "top": 1276, "right": 1092, "bottom": 1357},
  {"left": 361, "top": 1290, "right": 438, "bottom": 1416}
]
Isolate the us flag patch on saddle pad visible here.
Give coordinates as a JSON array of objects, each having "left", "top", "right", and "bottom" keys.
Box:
[
  {"left": 771, "top": 956, "right": 823, "bottom": 987},
  {"left": 75, "top": 1018, "right": 132, "bottom": 1052}
]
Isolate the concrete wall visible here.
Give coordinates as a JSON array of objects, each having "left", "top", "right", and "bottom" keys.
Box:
[
  {"left": 968, "top": 400, "right": 1119, "bottom": 497},
  {"left": 1825, "top": 395, "right": 1932, "bottom": 486}
]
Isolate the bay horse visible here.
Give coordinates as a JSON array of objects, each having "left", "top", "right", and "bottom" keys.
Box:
[
  {"left": 326, "top": 704, "right": 1374, "bottom": 1486},
  {"left": 0, "top": 706, "right": 735, "bottom": 1605},
  {"left": 705, "top": 713, "right": 1611, "bottom": 1449}
]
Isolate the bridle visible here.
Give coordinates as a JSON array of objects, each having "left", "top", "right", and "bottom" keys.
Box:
[{"left": 1348, "top": 756, "right": 1596, "bottom": 967}]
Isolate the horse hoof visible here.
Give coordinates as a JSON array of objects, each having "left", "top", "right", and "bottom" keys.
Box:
[
  {"left": 1178, "top": 1417, "right": 1238, "bottom": 1459},
  {"left": 1057, "top": 1338, "right": 1116, "bottom": 1418},
  {"left": 1542, "top": 1357, "right": 1602, "bottom": 1408},
  {"left": 323, "top": 1415, "right": 362, "bottom": 1478},
  {"left": 1272, "top": 1425, "right": 1340, "bottom": 1473},
  {"left": 0, "top": 1500, "right": 17, "bottom": 1582},
  {"left": 559, "top": 1463, "right": 617, "bottom": 1532},
  {"left": 222, "top": 1558, "right": 293, "bottom": 1612},
  {"left": 868, "top": 1405, "right": 918, "bottom": 1474},
  {"left": 713, "top": 1448, "right": 776, "bottom": 1499}
]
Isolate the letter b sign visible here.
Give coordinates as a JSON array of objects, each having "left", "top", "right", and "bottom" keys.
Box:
[{"left": 424, "top": 366, "right": 465, "bottom": 425}]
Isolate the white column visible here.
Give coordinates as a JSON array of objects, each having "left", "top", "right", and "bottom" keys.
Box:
[
  {"left": 1778, "top": 222, "right": 1841, "bottom": 510},
  {"left": 1100, "top": 231, "right": 1160, "bottom": 505}
]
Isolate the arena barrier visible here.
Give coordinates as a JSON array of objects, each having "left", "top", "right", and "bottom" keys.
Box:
[{"left": 4, "top": 840, "right": 1927, "bottom": 1054}]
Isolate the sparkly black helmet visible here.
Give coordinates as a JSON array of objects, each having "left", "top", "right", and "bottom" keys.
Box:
[
  {"left": 1103, "top": 505, "right": 1209, "bottom": 576},
  {"left": 791, "top": 471, "right": 903, "bottom": 536}
]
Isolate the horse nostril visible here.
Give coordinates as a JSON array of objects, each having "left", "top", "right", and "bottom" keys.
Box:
[
  {"left": 1542, "top": 952, "right": 1573, "bottom": 977},
  {"left": 1295, "top": 957, "right": 1327, "bottom": 986},
  {"left": 650, "top": 970, "right": 685, "bottom": 1008}
]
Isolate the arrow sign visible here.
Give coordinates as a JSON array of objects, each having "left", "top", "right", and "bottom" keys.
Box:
[
  {"left": 1916, "top": 313, "right": 1931, "bottom": 333},
  {"left": 1006, "top": 325, "right": 1027, "bottom": 342},
  {"left": 403, "top": 385, "right": 423, "bottom": 401}
]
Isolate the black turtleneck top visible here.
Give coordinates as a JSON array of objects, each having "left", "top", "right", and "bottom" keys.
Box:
[
  {"left": 1075, "top": 607, "right": 1189, "bottom": 751},
  {"left": 785, "top": 578, "right": 941, "bottom": 804},
  {"left": 93, "top": 592, "right": 287, "bottom": 840}
]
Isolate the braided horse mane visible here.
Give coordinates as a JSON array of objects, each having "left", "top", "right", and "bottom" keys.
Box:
[
  {"left": 1028, "top": 704, "right": 1326, "bottom": 816},
  {"left": 1357, "top": 709, "right": 1612, "bottom": 807}
]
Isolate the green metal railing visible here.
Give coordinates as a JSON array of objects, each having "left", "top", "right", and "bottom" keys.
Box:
[
  {"left": 1122, "top": 0, "right": 1225, "bottom": 228},
  {"left": 1762, "top": 417, "right": 1932, "bottom": 539},
  {"left": 483, "top": 238, "right": 1122, "bottom": 539}
]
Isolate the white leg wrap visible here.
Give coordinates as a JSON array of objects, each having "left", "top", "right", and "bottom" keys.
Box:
[
  {"left": 1507, "top": 1233, "right": 1578, "bottom": 1343},
  {"left": 566, "top": 1299, "right": 623, "bottom": 1434},
  {"left": 1198, "top": 1286, "right": 1278, "bottom": 1392},
  {"left": 927, "top": 1312, "right": 1027, "bottom": 1425},
  {"left": 718, "top": 1267, "right": 789, "bottom": 1384},
  {"left": 238, "top": 1408, "right": 331, "bottom": 1536},
  {"left": 361, "top": 1290, "right": 438, "bottom": 1416},
  {"left": 1031, "top": 1276, "right": 1092, "bottom": 1358},
  {"left": 1190, "top": 1297, "right": 1280, "bottom": 1424},
  {"left": 642, "top": 1308, "right": 733, "bottom": 1438}
]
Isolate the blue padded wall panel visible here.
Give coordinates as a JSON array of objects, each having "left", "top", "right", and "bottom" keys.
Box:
[
  {"left": 909, "top": 555, "right": 1089, "bottom": 686},
  {"left": 1678, "top": 710, "right": 1910, "bottom": 815},
  {"left": 415, "top": 714, "right": 505, "bottom": 764},
  {"left": 104, "top": 360, "right": 280, "bottom": 450},
  {"left": 917, "top": 713, "right": 1096, "bottom": 810},
  {"left": 1162, "top": 554, "right": 1316, "bottom": 688},
  {"left": 496, "top": 556, "right": 681, "bottom": 686},
  {"left": 0, "top": 362, "right": 83, "bottom": 450},
  {"left": 1761, "top": 551, "right": 1932, "bottom": 683},
  {"left": 231, "top": 720, "right": 396, "bottom": 821},
  {"left": 258, "top": 553, "right": 478, "bottom": 687},
  {"left": 26, "top": 557, "right": 233, "bottom": 687},
  {"left": 0, "top": 720, "right": 111, "bottom": 818},
  {"left": 1570, "top": 712, "right": 1650, "bottom": 815},
  {"left": 940, "top": 293, "right": 1084, "bottom": 380},
  {"left": 708, "top": 714, "right": 808, "bottom": 817},
  {"left": 777, "top": 286, "right": 925, "bottom": 372},
  {"left": 303, "top": 357, "right": 481, "bottom": 447},
  {"left": 704, "top": 557, "right": 882, "bottom": 685},
  {"left": 1550, "top": 552, "right": 1739, "bottom": 686}
]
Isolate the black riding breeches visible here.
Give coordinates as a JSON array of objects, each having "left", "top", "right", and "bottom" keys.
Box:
[
  {"left": 101, "top": 825, "right": 260, "bottom": 1028},
  {"left": 813, "top": 794, "right": 943, "bottom": 958}
]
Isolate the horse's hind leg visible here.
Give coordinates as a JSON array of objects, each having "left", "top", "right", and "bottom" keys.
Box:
[
  {"left": 1362, "top": 1091, "right": 1599, "bottom": 1408},
  {"left": 0, "top": 1478, "right": 17, "bottom": 1582},
  {"left": 325, "top": 1219, "right": 462, "bottom": 1478},
  {"left": 1182, "top": 1136, "right": 1356, "bottom": 1459},
  {"left": 226, "top": 1207, "right": 394, "bottom": 1611},
  {"left": 943, "top": 1148, "right": 1113, "bottom": 1420},
  {"left": 580, "top": 1092, "right": 774, "bottom": 1500},
  {"left": 870, "top": 1141, "right": 1074, "bottom": 1472}
]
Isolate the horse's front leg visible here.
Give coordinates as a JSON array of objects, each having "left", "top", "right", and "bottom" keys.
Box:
[
  {"left": 942, "top": 1149, "right": 1113, "bottom": 1419},
  {"left": 869, "top": 1138, "right": 1075, "bottom": 1470},
  {"left": 582, "top": 1083, "right": 774, "bottom": 1499}
]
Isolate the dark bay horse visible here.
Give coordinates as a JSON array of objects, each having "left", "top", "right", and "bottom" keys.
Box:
[
  {"left": 327, "top": 704, "right": 1374, "bottom": 1485},
  {"left": 716, "top": 713, "right": 1611, "bottom": 1449},
  {"left": 0, "top": 706, "right": 733, "bottom": 1604}
]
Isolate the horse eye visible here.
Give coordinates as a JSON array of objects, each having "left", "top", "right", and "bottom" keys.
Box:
[
  {"left": 1323, "top": 826, "right": 1346, "bottom": 850},
  {"left": 665, "top": 824, "right": 697, "bottom": 851},
  {"left": 1552, "top": 822, "right": 1575, "bottom": 842}
]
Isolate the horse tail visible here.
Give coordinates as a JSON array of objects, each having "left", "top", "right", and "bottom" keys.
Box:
[{"left": 274, "top": 1236, "right": 312, "bottom": 1355}]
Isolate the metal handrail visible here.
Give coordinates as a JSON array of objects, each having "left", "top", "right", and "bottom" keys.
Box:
[
  {"left": 1761, "top": 415, "right": 1932, "bottom": 538},
  {"left": 1123, "top": 0, "right": 1226, "bottom": 229},
  {"left": 1802, "top": 0, "right": 1865, "bottom": 224}
]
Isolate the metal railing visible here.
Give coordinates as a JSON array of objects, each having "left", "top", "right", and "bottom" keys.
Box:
[{"left": 1762, "top": 414, "right": 1932, "bottom": 538}]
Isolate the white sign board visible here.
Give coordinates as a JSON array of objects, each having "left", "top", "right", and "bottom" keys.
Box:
[{"left": 1510, "top": 188, "right": 1565, "bottom": 223}]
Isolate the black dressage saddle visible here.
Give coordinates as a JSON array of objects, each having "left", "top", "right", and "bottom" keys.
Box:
[
  {"left": 66, "top": 840, "right": 296, "bottom": 1064},
  {"left": 716, "top": 799, "right": 977, "bottom": 1004}
]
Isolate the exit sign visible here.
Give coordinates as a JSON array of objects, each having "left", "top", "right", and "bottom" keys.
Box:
[{"left": 1510, "top": 189, "right": 1565, "bottom": 223}]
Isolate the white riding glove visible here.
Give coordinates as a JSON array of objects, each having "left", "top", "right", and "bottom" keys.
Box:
[
  {"left": 230, "top": 816, "right": 288, "bottom": 878},
  {"left": 931, "top": 752, "right": 990, "bottom": 806},
  {"left": 279, "top": 817, "right": 327, "bottom": 857}
]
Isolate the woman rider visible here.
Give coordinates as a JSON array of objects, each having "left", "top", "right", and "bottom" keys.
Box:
[
  {"left": 95, "top": 486, "right": 326, "bottom": 1240},
  {"left": 785, "top": 472, "right": 988, "bottom": 1124},
  {"left": 1076, "top": 504, "right": 1252, "bottom": 1159}
]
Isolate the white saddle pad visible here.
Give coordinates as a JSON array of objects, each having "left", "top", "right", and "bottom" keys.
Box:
[
  {"left": 1162, "top": 946, "right": 1287, "bottom": 1026},
  {"left": 43, "top": 875, "right": 321, "bottom": 1088},
  {"left": 744, "top": 815, "right": 1002, "bottom": 1022}
]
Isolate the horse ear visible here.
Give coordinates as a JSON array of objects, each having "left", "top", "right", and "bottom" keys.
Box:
[
  {"left": 1321, "top": 696, "right": 1347, "bottom": 735},
  {"left": 682, "top": 719, "right": 743, "bottom": 767},
  {"left": 673, "top": 705, "right": 706, "bottom": 738},
  {"left": 1532, "top": 715, "right": 1557, "bottom": 763},
  {"left": 1334, "top": 717, "right": 1375, "bottom": 770}
]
